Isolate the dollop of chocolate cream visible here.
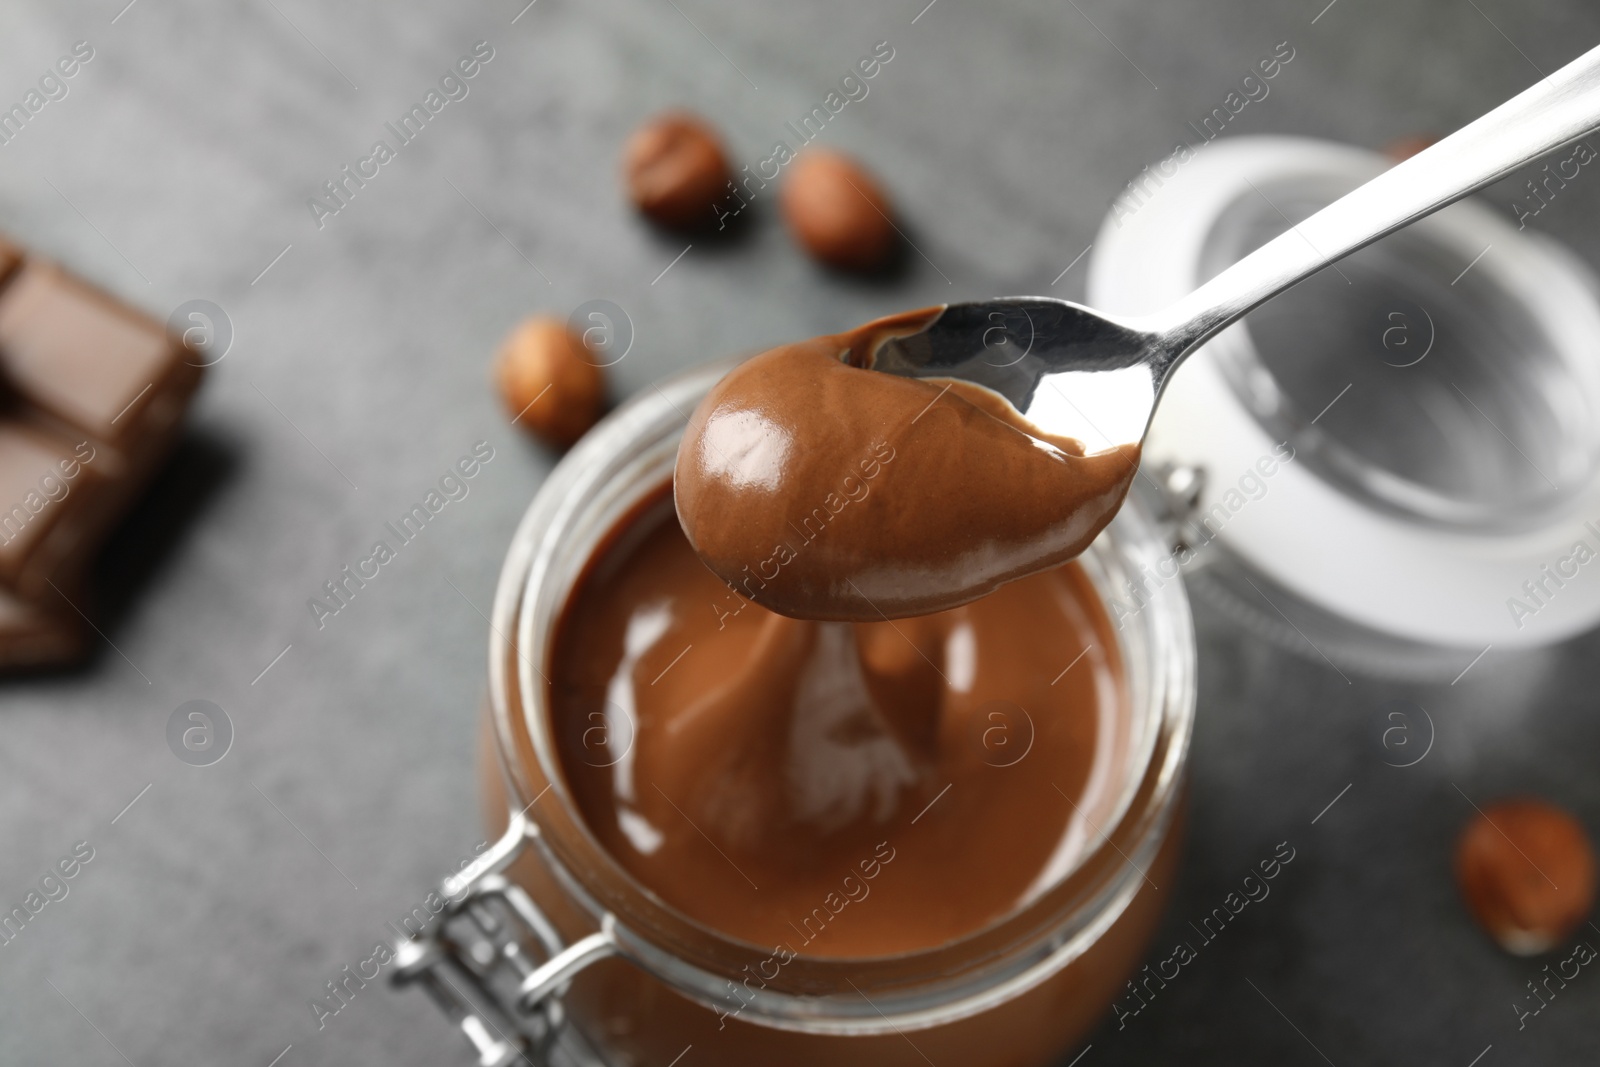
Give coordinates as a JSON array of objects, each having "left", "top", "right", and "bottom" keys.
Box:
[
  {"left": 552, "top": 489, "right": 1128, "bottom": 954},
  {"left": 674, "top": 308, "right": 1140, "bottom": 620}
]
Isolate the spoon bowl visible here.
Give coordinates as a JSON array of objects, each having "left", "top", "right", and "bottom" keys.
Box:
[{"left": 867, "top": 298, "right": 1165, "bottom": 453}]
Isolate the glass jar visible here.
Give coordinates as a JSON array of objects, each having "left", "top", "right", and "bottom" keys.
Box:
[{"left": 392, "top": 359, "right": 1197, "bottom": 1067}]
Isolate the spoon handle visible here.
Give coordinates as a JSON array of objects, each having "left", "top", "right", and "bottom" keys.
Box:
[{"left": 1143, "top": 42, "right": 1600, "bottom": 364}]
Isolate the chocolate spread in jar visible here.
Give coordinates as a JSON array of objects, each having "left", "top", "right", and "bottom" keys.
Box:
[
  {"left": 550, "top": 485, "right": 1129, "bottom": 955},
  {"left": 673, "top": 308, "right": 1140, "bottom": 622}
]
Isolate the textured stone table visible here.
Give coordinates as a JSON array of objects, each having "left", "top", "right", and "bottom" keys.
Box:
[{"left": 1, "top": 0, "right": 1598, "bottom": 1064}]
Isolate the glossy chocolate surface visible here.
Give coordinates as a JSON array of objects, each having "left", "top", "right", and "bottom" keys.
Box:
[
  {"left": 550, "top": 488, "right": 1129, "bottom": 955},
  {"left": 674, "top": 309, "right": 1139, "bottom": 621}
]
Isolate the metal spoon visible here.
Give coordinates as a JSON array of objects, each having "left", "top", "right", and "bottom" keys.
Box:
[{"left": 870, "top": 43, "right": 1600, "bottom": 455}]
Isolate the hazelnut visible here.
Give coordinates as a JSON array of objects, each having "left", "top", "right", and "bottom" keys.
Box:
[
  {"left": 780, "top": 149, "right": 898, "bottom": 272},
  {"left": 493, "top": 317, "right": 605, "bottom": 448},
  {"left": 1455, "top": 797, "right": 1597, "bottom": 955},
  {"left": 1384, "top": 134, "right": 1438, "bottom": 163},
  {"left": 622, "top": 112, "right": 732, "bottom": 231}
]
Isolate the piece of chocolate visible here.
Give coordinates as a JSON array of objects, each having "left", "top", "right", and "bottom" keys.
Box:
[
  {"left": 0, "top": 420, "right": 104, "bottom": 599},
  {"left": 0, "top": 585, "right": 86, "bottom": 671},
  {"left": 0, "top": 262, "right": 201, "bottom": 454},
  {"left": 0, "top": 240, "right": 206, "bottom": 672},
  {"left": 0, "top": 236, "right": 21, "bottom": 289}
]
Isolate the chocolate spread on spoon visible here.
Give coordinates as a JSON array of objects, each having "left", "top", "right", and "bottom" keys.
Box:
[{"left": 673, "top": 308, "right": 1140, "bottom": 621}]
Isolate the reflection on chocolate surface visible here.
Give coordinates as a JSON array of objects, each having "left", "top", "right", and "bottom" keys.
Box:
[
  {"left": 550, "top": 487, "right": 1128, "bottom": 955},
  {"left": 674, "top": 308, "right": 1140, "bottom": 621}
]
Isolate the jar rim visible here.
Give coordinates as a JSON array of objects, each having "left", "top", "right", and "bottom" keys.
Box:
[{"left": 486, "top": 357, "right": 1197, "bottom": 1033}]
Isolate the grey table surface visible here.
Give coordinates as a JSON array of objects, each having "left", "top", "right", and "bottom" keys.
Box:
[{"left": 3, "top": 1, "right": 1600, "bottom": 1064}]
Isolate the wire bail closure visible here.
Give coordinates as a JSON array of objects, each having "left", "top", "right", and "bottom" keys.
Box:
[{"left": 390, "top": 811, "right": 619, "bottom": 1066}]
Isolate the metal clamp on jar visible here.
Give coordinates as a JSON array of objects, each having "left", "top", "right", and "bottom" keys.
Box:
[{"left": 389, "top": 809, "right": 615, "bottom": 1066}]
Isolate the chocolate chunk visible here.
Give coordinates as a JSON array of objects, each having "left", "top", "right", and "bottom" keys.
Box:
[
  {"left": 0, "top": 236, "right": 21, "bottom": 289},
  {"left": 0, "top": 421, "right": 104, "bottom": 599},
  {"left": 0, "top": 585, "right": 86, "bottom": 672},
  {"left": 0, "top": 262, "right": 201, "bottom": 452},
  {"left": 0, "top": 240, "right": 206, "bottom": 672}
]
